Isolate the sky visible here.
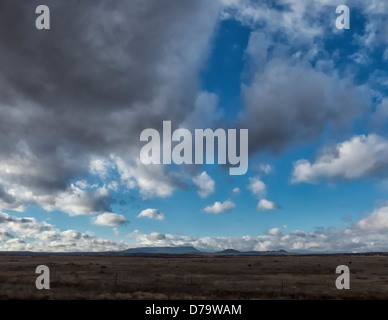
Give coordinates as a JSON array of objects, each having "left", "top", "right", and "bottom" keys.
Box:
[{"left": 1, "top": 0, "right": 388, "bottom": 253}]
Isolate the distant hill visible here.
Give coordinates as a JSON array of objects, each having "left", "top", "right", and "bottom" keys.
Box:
[
  {"left": 121, "top": 246, "right": 201, "bottom": 255},
  {"left": 0, "top": 247, "right": 291, "bottom": 256},
  {"left": 243, "top": 249, "right": 289, "bottom": 256},
  {"left": 219, "top": 249, "right": 241, "bottom": 254},
  {"left": 120, "top": 247, "right": 290, "bottom": 256},
  {"left": 216, "top": 249, "right": 289, "bottom": 256}
]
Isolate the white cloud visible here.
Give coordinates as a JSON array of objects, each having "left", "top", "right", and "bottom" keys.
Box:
[
  {"left": 147, "top": 232, "right": 166, "bottom": 241},
  {"left": 114, "top": 157, "right": 182, "bottom": 199},
  {"left": 193, "top": 171, "right": 215, "bottom": 198},
  {"left": 258, "top": 164, "right": 273, "bottom": 175},
  {"left": 267, "top": 227, "right": 281, "bottom": 236},
  {"left": 257, "top": 199, "right": 277, "bottom": 211},
  {"left": 89, "top": 157, "right": 116, "bottom": 180},
  {"left": 50, "top": 185, "right": 111, "bottom": 216},
  {"left": 371, "top": 98, "right": 388, "bottom": 129},
  {"left": 137, "top": 208, "right": 166, "bottom": 221},
  {"left": 292, "top": 134, "right": 388, "bottom": 183},
  {"left": 0, "top": 176, "right": 112, "bottom": 217},
  {"left": 232, "top": 187, "right": 240, "bottom": 194},
  {"left": 183, "top": 91, "right": 222, "bottom": 129},
  {"left": 354, "top": 206, "right": 388, "bottom": 232},
  {"left": 248, "top": 177, "right": 266, "bottom": 198},
  {"left": 93, "top": 212, "right": 127, "bottom": 227},
  {"left": 0, "top": 212, "right": 128, "bottom": 252},
  {"left": 349, "top": 51, "right": 370, "bottom": 65},
  {"left": 204, "top": 200, "right": 235, "bottom": 214},
  {"left": 125, "top": 207, "right": 388, "bottom": 252},
  {"left": 221, "top": 0, "right": 325, "bottom": 42},
  {"left": 60, "top": 230, "right": 81, "bottom": 241},
  {"left": 4, "top": 204, "right": 388, "bottom": 253},
  {"left": 356, "top": 1, "right": 388, "bottom": 48},
  {"left": 113, "top": 228, "right": 120, "bottom": 236}
]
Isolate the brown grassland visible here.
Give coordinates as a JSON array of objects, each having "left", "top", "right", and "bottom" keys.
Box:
[{"left": 0, "top": 254, "right": 387, "bottom": 300}]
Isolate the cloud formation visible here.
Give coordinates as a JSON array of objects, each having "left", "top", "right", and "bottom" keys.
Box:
[
  {"left": 137, "top": 209, "right": 166, "bottom": 221},
  {"left": 247, "top": 177, "right": 266, "bottom": 198},
  {"left": 257, "top": 199, "right": 278, "bottom": 211},
  {"left": 0, "top": 0, "right": 386, "bottom": 254},
  {"left": 0, "top": 212, "right": 127, "bottom": 252},
  {"left": 0, "top": 0, "right": 221, "bottom": 215},
  {"left": 193, "top": 171, "right": 215, "bottom": 198},
  {"left": 292, "top": 135, "right": 388, "bottom": 183},
  {"left": 93, "top": 213, "right": 127, "bottom": 227},
  {"left": 127, "top": 205, "right": 388, "bottom": 253},
  {"left": 242, "top": 59, "right": 369, "bottom": 154},
  {"left": 232, "top": 187, "right": 240, "bottom": 194},
  {"left": 221, "top": 0, "right": 372, "bottom": 155},
  {"left": 204, "top": 200, "right": 235, "bottom": 214},
  {"left": 354, "top": 206, "right": 388, "bottom": 232},
  {"left": 2, "top": 203, "right": 388, "bottom": 253}
]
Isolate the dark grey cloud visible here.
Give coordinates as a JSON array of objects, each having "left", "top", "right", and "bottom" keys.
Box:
[
  {"left": 219, "top": 1, "right": 374, "bottom": 156},
  {"left": 0, "top": 0, "right": 221, "bottom": 214},
  {"left": 0, "top": 212, "right": 14, "bottom": 223},
  {"left": 237, "top": 14, "right": 372, "bottom": 155},
  {"left": 0, "top": 0, "right": 219, "bottom": 146},
  {"left": 0, "top": 231, "right": 13, "bottom": 240},
  {"left": 242, "top": 59, "right": 370, "bottom": 154},
  {"left": 0, "top": 0, "right": 376, "bottom": 216}
]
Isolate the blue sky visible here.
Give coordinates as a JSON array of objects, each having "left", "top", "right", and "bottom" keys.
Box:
[{"left": 1, "top": 0, "right": 388, "bottom": 252}]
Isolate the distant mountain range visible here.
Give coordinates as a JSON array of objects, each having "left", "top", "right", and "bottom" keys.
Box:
[
  {"left": 0, "top": 246, "right": 290, "bottom": 256},
  {"left": 118, "top": 246, "right": 290, "bottom": 256},
  {"left": 121, "top": 246, "right": 201, "bottom": 255},
  {"left": 217, "top": 249, "right": 289, "bottom": 256}
]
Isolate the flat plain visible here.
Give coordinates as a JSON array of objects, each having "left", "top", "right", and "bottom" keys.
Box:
[{"left": 0, "top": 254, "right": 387, "bottom": 299}]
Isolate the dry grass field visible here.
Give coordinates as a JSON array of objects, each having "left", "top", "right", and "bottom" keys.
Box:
[{"left": 0, "top": 254, "right": 387, "bottom": 300}]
